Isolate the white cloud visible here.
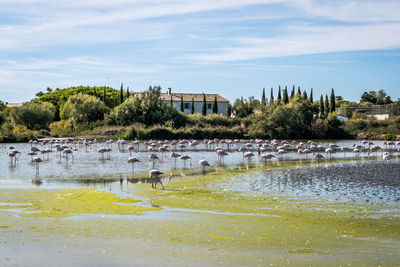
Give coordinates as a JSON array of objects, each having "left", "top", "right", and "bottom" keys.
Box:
[{"left": 188, "top": 23, "right": 400, "bottom": 62}]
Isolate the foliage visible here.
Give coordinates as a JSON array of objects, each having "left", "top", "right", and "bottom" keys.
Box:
[
  {"left": 180, "top": 95, "right": 184, "bottom": 112},
  {"left": 282, "top": 87, "right": 289, "bottom": 104},
  {"left": 107, "top": 87, "right": 186, "bottom": 127},
  {"left": 191, "top": 98, "right": 195, "bottom": 114},
  {"left": 324, "top": 95, "right": 329, "bottom": 117},
  {"left": 212, "top": 96, "right": 218, "bottom": 114},
  {"left": 233, "top": 96, "right": 259, "bottom": 118},
  {"left": 248, "top": 96, "right": 314, "bottom": 139},
  {"left": 319, "top": 95, "right": 324, "bottom": 117},
  {"left": 360, "top": 89, "right": 393, "bottom": 105},
  {"left": 36, "top": 86, "right": 120, "bottom": 120},
  {"left": 277, "top": 86, "right": 282, "bottom": 102},
  {"left": 61, "top": 94, "right": 109, "bottom": 125},
  {"left": 226, "top": 103, "right": 232, "bottom": 117},
  {"left": 0, "top": 112, "right": 5, "bottom": 126},
  {"left": 0, "top": 100, "right": 6, "bottom": 111},
  {"left": 10, "top": 101, "right": 56, "bottom": 130},
  {"left": 261, "top": 88, "right": 266, "bottom": 107},
  {"left": 0, "top": 122, "right": 45, "bottom": 142},
  {"left": 269, "top": 88, "right": 274, "bottom": 106},
  {"left": 330, "top": 88, "right": 336, "bottom": 112},
  {"left": 123, "top": 124, "right": 244, "bottom": 140},
  {"left": 343, "top": 116, "right": 400, "bottom": 137},
  {"left": 202, "top": 94, "right": 206, "bottom": 116}
]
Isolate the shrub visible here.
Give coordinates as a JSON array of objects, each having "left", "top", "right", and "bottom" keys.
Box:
[
  {"left": 61, "top": 94, "right": 109, "bottom": 124},
  {"left": 10, "top": 102, "right": 56, "bottom": 130}
]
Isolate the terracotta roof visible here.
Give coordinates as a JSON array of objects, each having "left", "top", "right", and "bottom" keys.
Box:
[{"left": 133, "top": 92, "right": 229, "bottom": 103}]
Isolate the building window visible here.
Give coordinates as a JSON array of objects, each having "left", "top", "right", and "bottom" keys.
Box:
[
  {"left": 207, "top": 103, "right": 212, "bottom": 109},
  {"left": 184, "top": 103, "right": 190, "bottom": 109}
]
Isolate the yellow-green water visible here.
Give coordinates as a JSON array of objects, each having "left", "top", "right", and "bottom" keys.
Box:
[{"left": 1, "top": 160, "right": 399, "bottom": 266}]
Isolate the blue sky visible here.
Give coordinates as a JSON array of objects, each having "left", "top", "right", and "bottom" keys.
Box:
[{"left": 0, "top": 0, "right": 400, "bottom": 103}]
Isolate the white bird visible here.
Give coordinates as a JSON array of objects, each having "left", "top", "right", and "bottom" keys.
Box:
[
  {"left": 149, "top": 169, "right": 164, "bottom": 189},
  {"left": 170, "top": 152, "right": 181, "bottom": 166},
  {"left": 261, "top": 153, "right": 275, "bottom": 162},
  {"left": 180, "top": 155, "right": 192, "bottom": 168},
  {"left": 382, "top": 152, "right": 391, "bottom": 165},
  {"left": 32, "top": 156, "right": 43, "bottom": 175},
  {"left": 149, "top": 153, "right": 159, "bottom": 167},
  {"left": 325, "top": 148, "right": 335, "bottom": 160},
  {"left": 216, "top": 150, "right": 228, "bottom": 163},
  {"left": 128, "top": 157, "right": 140, "bottom": 171},
  {"left": 199, "top": 159, "right": 210, "bottom": 170},
  {"left": 313, "top": 153, "right": 325, "bottom": 162},
  {"left": 63, "top": 149, "right": 74, "bottom": 163},
  {"left": 7, "top": 149, "right": 20, "bottom": 166},
  {"left": 244, "top": 152, "right": 255, "bottom": 162}
]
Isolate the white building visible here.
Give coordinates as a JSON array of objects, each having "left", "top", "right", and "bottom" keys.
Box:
[{"left": 160, "top": 88, "right": 229, "bottom": 116}]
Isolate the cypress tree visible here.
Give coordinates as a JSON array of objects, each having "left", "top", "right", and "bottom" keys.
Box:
[
  {"left": 212, "top": 96, "right": 218, "bottom": 114},
  {"left": 180, "top": 95, "right": 184, "bottom": 112},
  {"left": 261, "top": 88, "right": 266, "bottom": 107},
  {"left": 290, "top": 85, "right": 295, "bottom": 99},
  {"left": 270, "top": 87, "right": 274, "bottom": 106},
  {"left": 283, "top": 86, "right": 289, "bottom": 104},
  {"left": 325, "top": 95, "right": 330, "bottom": 116},
  {"left": 330, "top": 88, "right": 336, "bottom": 112},
  {"left": 103, "top": 86, "right": 106, "bottom": 103},
  {"left": 170, "top": 95, "right": 173, "bottom": 106},
  {"left": 277, "top": 86, "right": 282, "bottom": 103},
  {"left": 120, "top": 83, "right": 124, "bottom": 104},
  {"left": 191, "top": 98, "right": 195, "bottom": 114},
  {"left": 126, "top": 86, "right": 130, "bottom": 98},
  {"left": 226, "top": 103, "right": 232, "bottom": 117},
  {"left": 202, "top": 94, "right": 207, "bottom": 116},
  {"left": 309, "top": 88, "right": 313, "bottom": 103},
  {"left": 303, "top": 90, "right": 308, "bottom": 100},
  {"left": 297, "top": 86, "right": 301, "bottom": 95},
  {"left": 320, "top": 95, "right": 324, "bottom": 117},
  {"left": 93, "top": 86, "right": 97, "bottom": 97}
]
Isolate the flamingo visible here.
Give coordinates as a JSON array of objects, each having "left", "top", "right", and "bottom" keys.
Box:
[
  {"left": 243, "top": 152, "right": 255, "bottom": 162},
  {"left": 313, "top": 153, "right": 325, "bottom": 163},
  {"left": 7, "top": 149, "right": 20, "bottom": 166},
  {"left": 128, "top": 157, "right": 140, "bottom": 171},
  {"left": 149, "top": 169, "right": 164, "bottom": 189},
  {"left": 199, "top": 159, "right": 210, "bottom": 171},
  {"left": 216, "top": 149, "right": 228, "bottom": 163},
  {"left": 149, "top": 153, "right": 159, "bottom": 167},
  {"left": 170, "top": 152, "right": 181, "bottom": 166},
  {"left": 63, "top": 149, "right": 74, "bottom": 163},
  {"left": 325, "top": 148, "right": 335, "bottom": 160},
  {"left": 261, "top": 153, "right": 275, "bottom": 163},
  {"left": 127, "top": 146, "right": 135, "bottom": 156},
  {"left": 382, "top": 152, "right": 391, "bottom": 165},
  {"left": 32, "top": 156, "right": 43, "bottom": 175},
  {"left": 180, "top": 155, "right": 192, "bottom": 168}
]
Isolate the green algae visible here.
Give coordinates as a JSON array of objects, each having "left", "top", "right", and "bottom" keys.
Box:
[
  {"left": 0, "top": 188, "right": 160, "bottom": 218},
  {"left": 0, "top": 159, "right": 399, "bottom": 265}
]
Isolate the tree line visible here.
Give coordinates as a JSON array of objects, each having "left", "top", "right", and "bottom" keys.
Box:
[{"left": 0, "top": 84, "right": 399, "bottom": 142}]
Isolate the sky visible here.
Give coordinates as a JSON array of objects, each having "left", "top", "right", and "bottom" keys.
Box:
[{"left": 0, "top": 0, "right": 400, "bottom": 103}]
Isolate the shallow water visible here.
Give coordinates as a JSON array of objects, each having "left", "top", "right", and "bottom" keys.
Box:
[
  {"left": 1, "top": 140, "right": 396, "bottom": 180},
  {"left": 1, "top": 140, "right": 400, "bottom": 266}
]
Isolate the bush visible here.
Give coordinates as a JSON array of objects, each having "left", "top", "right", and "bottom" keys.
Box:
[
  {"left": 61, "top": 94, "right": 109, "bottom": 124},
  {"left": 0, "top": 122, "right": 41, "bottom": 142},
  {"left": 10, "top": 102, "right": 56, "bottom": 130},
  {"left": 49, "top": 119, "right": 75, "bottom": 137},
  {"left": 107, "top": 88, "right": 187, "bottom": 127}
]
